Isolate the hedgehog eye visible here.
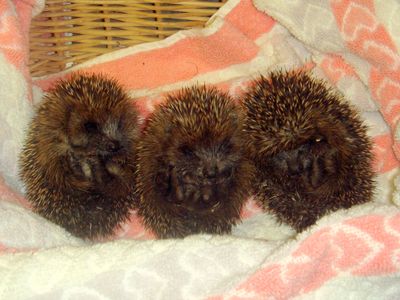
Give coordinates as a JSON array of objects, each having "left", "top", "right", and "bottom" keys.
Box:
[
  {"left": 220, "top": 166, "right": 233, "bottom": 179},
  {"left": 310, "top": 135, "right": 325, "bottom": 144},
  {"left": 84, "top": 121, "right": 98, "bottom": 133},
  {"left": 179, "top": 145, "right": 194, "bottom": 157},
  {"left": 314, "top": 136, "right": 323, "bottom": 143}
]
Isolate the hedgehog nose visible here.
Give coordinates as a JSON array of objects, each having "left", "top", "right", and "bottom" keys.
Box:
[
  {"left": 204, "top": 164, "right": 217, "bottom": 179},
  {"left": 202, "top": 187, "right": 212, "bottom": 203},
  {"left": 201, "top": 185, "right": 217, "bottom": 205},
  {"left": 106, "top": 140, "right": 120, "bottom": 153},
  {"left": 287, "top": 159, "right": 302, "bottom": 176}
]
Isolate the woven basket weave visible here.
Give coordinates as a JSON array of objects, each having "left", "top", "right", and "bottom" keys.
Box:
[{"left": 29, "top": 0, "right": 227, "bottom": 77}]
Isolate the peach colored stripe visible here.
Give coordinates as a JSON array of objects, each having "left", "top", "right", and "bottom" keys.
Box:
[
  {"left": 14, "top": 0, "right": 39, "bottom": 36},
  {"left": 331, "top": 0, "right": 399, "bottom": 72},
  {"left": 372, "top": 134, "right": 400, "bottom": 173},
  {"left": 345, "top": 214, "right": 400, "bottom": 275},
  {"left": 331, "top": 1, "right": 400, "bottom": 161},
  {"left": 288, "top": 229, "right": 338, "bottom": 293},
  {"left": 331, "top": 0, "right": 376, "bottom": 31},
  {"left": 369, "top": 69, "right": 400, "bottom": 161},
  {"left": 34, "top": 22, "right": 261, "bottom": 92},
  {"left": 0, "top": 15, "right": 25, "bottom": 69},
  {"left": 0, "top": 0, "right": 35, "bottom": 101},
  {"left": 369, "top": 69, "right": 400, "bottom": 124},
  {"left": 209, "top": 213, "right": 400, "bottom": 299},
  {"left": 319, "top": 54, "right": 358, "bottom": 84},
  {"left": 0, "top": 0, "right": 35, "bottom": 67},
  {"left": 351, "top": 25, "right": 399, "bottom": 72},
  {"left": 225, "top": 0, "right": 276, "bottom": 41}
]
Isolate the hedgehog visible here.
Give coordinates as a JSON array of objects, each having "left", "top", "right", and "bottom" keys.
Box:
[
  {"left": 136, "top": 85, "right": 254, "bottom": 238},
  {"left": 19, "top": 73, "right": 139, "bottom": 239},
  {"left": 241, "top": 70, "right": 374, "bottom": 232}
]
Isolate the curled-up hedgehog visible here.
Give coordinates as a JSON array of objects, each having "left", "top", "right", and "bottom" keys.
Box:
[
  {"left": 19, "top": 73, "right": 139, "bottom": 239},
  {"left": 136, "top": 85, "right": 254, "bottom": 238},
  {"left": 241, "top": 70, "right": 374, "bottom": 232}
]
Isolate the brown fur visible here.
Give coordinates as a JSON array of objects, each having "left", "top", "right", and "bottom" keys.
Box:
[
  {"left": 242, "top": 70, "right": 374, "bottom": 232},
  {"left": 136, "top": 85, "right": 254, "bottom": 238},
  {"left": 19, "top": 73, "right": 139, "bottom": 239}
]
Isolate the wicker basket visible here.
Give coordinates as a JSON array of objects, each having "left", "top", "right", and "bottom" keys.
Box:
[{"left": 29, "top": 0, "right": 227, "bottom": 77}]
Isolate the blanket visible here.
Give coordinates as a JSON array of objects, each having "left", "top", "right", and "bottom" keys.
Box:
[{"left": 0, "top": 0, "right": 400, "bottom": 298}]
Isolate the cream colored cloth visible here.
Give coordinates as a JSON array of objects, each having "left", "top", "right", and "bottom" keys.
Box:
[{"left": 0, "top": 0, "right": 399, "bottom": 298}]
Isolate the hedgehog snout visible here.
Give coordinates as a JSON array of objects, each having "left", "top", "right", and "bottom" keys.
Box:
[
  {"left": 195, "top": 184, "right": 220, "bottom": 211},
  {"left": 175, "top": 175, "right": 220, "bottom": 211},
  {"left": 106, "top": 140, "right": 121, "bottom": 152},
  {"left": 98, "top": 138, "right": 121, "bottom": 154},
  {"left": 201, "top": 185, "right": 217, "bottom": 204},
  {"left": 271, "top": 145, "right": 312, "bottom": 177},
  {"left": 201, "top": 156, "right": 234, "bottom": 180},
  {"left": 203, "top": 163, "right": 217, "bottom": 179},
  {"left": 287, "top": 159, "right": 303, "bottom": 176}
]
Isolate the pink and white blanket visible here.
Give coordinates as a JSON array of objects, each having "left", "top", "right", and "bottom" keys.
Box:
[{"left": 1, "top": 0, "right": 400, "bottom": 298}]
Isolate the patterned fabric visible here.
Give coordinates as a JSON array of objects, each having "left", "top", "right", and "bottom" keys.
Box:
[{"left": 0, "top": 0, "right": 399, "bottom": 298}]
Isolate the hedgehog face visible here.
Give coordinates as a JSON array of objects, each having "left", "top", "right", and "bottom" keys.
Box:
[
  {"left": 258, "top": 112, "right": 353, "bottom": 193},
  {"left": 67, "top": 111, "right": 123, "bottom": 157},
  {"left": 266, "top": 133, "right": 339, "bottom": 190},
  {"left": 241, "top": 70, "right": 373, "bottom": 232},
  {"left": 54, "top": 87, "right": 139, "bottom": 189},
  {"left": 66, "top": 109, "right": 135, "bottom": 185},
  {"left": 163, "top": 139, "right": 240, "bottom": 213}
]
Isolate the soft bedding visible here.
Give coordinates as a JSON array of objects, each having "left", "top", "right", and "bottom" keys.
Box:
[{"left": 0, "top": 0, "right": 400, "bottom": 299}]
